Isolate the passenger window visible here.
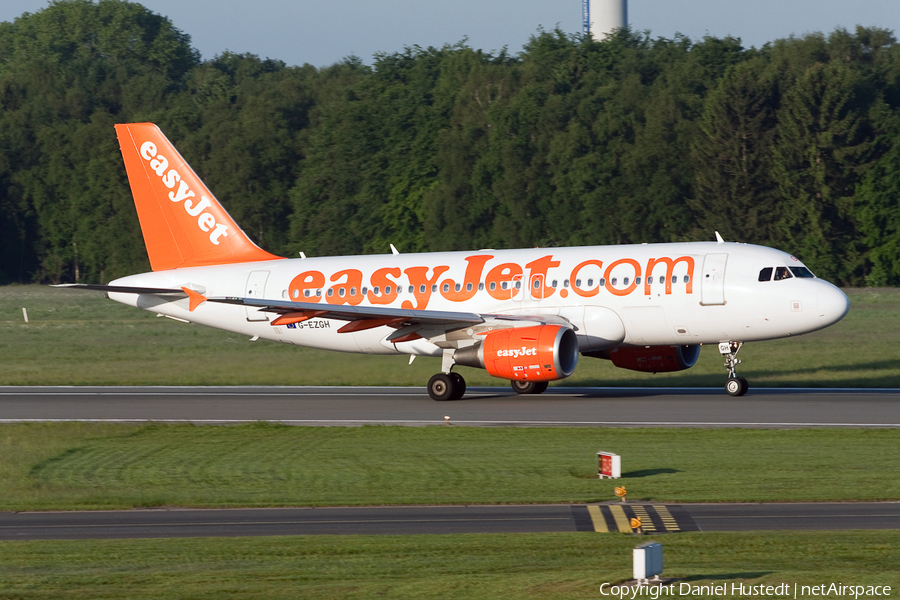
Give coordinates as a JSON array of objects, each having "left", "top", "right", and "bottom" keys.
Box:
[
  {"left": 551, "top": 280, "right": 558, "bottom": 288},
  {"left": 599, "top": 278, "right": 606, "bottom": 286},
  {"left": 455, "top": 283, "right": 461, "bottom": 292},
  {"left": 419, "top": 285, "right": 426, "bottom": 293},
  {"left": 533, "top": 280, "right": 540, "bottom": 289},
  {"left": 490, "top": 282, "right": 496, "bottom": 291},
  {"left": 575, "top": 279, "right": 582, "bottom": 287},
  {"left": 683, "top": 275, "right": 689, "bottom": 283},
  {"left": 350, "top": 287, "right": 356, "bottom": 296},
  {"left": 373, "top": 286, "right": 380, "bottom": 295},
  {"left": 623, "top": 277, "right": 630, "bottom": 286},
  {"left": 659, "top": 276, "right": 664, "bottom": 284},
  {"left": 443, "top": 283, "right": 450, "bottom": 292},
  {"left": 635, "top": 277, "right": 641, "bottom": 285},
  {"left": 758, "top": 268, "right": 773, "bottom": 282},
  {"left": 563, "top": 279, "right": 569, "bottom": 288},
  {"left": 432, "top": 284, "right": 437, "bottom": 292},
  {"left": 385, "top": 286, "right": 392, "bottom": 294},
  {"left": 466, "top": 282, "right": 473, "bottom": 292},
  {"left": 774, "top": 267, "right": 793, "bottom": 281},
  {"left": 478, "top": 282, "right": 484, "bottom": 291},
  {"left": 587, "top": 279, "right": 594, "bottom": 287},
  {"left": 789, "top": 266, "right": 815, "bottom": 278}
]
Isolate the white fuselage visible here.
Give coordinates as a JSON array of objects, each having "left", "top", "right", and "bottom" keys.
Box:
[{"left": 108, "top": 241, "right": 849, "bottom": 360}]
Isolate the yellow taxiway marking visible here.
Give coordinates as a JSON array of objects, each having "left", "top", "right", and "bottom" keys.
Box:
[
  {"left": 608, "top": 504, "right": 631, "bottom": 532},
  {"left": 654, "top": 505, "right": 680, "bottom": 531},
  {"left": 587, "top": 505, "right": 608, "bottom": 532},
  {"left": 631, "top": 505, "right": 656, "bottom": 532}
]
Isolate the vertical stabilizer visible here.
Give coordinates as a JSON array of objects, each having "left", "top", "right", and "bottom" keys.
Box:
[{"left": 115, "top": 123, "right": 282, "bottom": 271}]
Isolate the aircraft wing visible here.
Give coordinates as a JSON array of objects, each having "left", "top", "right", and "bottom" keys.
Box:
[
  {"left": 206, "top": 296, "right": 570, "bottom": 341},
  {"left": 207, "top": 296, "right": 485, "bottom": 336}
]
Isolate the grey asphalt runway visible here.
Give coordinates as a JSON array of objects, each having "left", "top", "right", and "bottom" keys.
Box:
[
  {"left": 2, "top": 503, "right": 898, "bottom": 540},
  {"left": 0, "top": 386, "right": 898, "bottom": 427}
]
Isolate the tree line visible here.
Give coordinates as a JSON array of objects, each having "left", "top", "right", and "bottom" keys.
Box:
[{"left": 1, "top": 0, "right": 898, "bottom": 286}]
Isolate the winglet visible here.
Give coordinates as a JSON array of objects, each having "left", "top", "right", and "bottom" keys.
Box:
[
  {"left": 181, "top": 287, "right": 207, "bottom": 312},
  {"left": 390, "top": 244, "right": 400, "bottom": 255},
  {"left": 715, "top": 231, "right": 725, "bottom": 244}
]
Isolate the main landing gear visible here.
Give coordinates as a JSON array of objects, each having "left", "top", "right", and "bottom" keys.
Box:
[
  {"left": 719, "top": 341, "right": 749, "bottom": 397},
  {"left": 428, "top": 372, "right": 466, "bottom": 401},
  {"left": 511, "top": 380, "right": 548, "bottom": 395},
  {"left": 426, "top": 372, "right": 550, "bottom": 400}
]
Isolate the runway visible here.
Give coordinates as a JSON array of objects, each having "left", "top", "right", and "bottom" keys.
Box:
[
  {"left": 2, "top": 503, "right": 898, "bottom": 540},
  {"left": 1, "top": 386, "right": 898, "bottom": 427}
]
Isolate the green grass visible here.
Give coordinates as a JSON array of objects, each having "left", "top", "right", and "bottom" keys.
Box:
[
  {"left": 1, "top": 285, "right": 898, "bottom": 387},
  {"left": 2, "top": 423, "right": 898, "bottom": 510},
  {"left": 0, "top": 531, "right": 897, "bottom": 599}
]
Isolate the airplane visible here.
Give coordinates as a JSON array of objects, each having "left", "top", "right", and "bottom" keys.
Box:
[{"left": 57, "top": 123, "right": 850, "bottom": 400}]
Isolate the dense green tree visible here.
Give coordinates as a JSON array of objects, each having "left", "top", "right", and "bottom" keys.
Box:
[
  {"left": 689, "top": 57, "right": 779, "bottom": 244},
  {"left": 1, "top": 2, "right": 899, "bottom": 287}
]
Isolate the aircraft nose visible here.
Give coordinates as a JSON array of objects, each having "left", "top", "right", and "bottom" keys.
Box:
[{"left": 817, "top": 285, "right": 849, "bottom": 327}]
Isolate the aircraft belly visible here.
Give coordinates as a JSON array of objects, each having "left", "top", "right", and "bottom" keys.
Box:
[{"left": 621, "top": 306, "right": 676, "bottom": 345}]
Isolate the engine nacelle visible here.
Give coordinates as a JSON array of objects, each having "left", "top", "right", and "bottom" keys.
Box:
[
  {"left": 454, "top": 325, "right": 579, "bottom": 382},
  {"left": 607, "top": 344, "right": 701, "bottom": 373}
]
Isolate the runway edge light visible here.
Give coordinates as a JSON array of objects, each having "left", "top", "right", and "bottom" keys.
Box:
[
  {"left": 597, "top": 451, "right": 621, "bottom": 479},
  {"left": 633, "top": 542, "right": 663, "bottom": 584}
]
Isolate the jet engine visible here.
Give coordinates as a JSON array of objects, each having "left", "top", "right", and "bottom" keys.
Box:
[
  {"left": 454, "top": 325, "right": 579, "bottom": 381},
  {"left": 605, "top": 344, "right": 701, "bottom": 373}
]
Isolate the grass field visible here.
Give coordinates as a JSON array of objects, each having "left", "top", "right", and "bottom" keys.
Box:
[
  {"left": 0, "top": 531, "right": 897, "bottom": 599},
  {"left": 0, "top": 285, "right": 899, "bottom": 387},
  {"left": 1, "top": 423, "right": 898, "bottom": 510}
]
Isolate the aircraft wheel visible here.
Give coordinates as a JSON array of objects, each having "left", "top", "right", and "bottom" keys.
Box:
[
  {"left": 428, "top": 373, "right": 455, "bottom": 401},
  {"left": 725, "top": 377, "right": 746, "bottom": 397},
  {"left": 738, "top": 376, "right": 749, "bottom": 396},
  {"left": 449, "top": 373, "right": 466, "bottom": 400},
  {"left": 511, "top": 380, "right": 544, "bottom": 395}
]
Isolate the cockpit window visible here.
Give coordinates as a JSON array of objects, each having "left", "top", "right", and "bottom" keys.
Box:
[
  {"left": 774, "top": 267, "right": 793, "bottom": 281},
  {"left": 789, "top": 266, "right": 815, "bottom": 278},
  {"left": 758, "top": 267, "right": 773, "bottom": 282}
]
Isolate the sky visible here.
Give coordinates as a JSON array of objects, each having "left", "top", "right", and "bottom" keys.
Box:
[{"left": 1, "top": 0, "right": 898, "bottom": 68}]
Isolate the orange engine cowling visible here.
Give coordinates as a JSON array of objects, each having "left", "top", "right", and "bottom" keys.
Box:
[
  {"left": 454, "top": 325, "right": 579, "bottom": 382},
  {"left": 607, "top": 345, "right": 701, "bottom": 373}
]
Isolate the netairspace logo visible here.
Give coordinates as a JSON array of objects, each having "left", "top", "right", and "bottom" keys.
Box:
[{"left": 599, "top": 582, "right": 892, "bottom": 599}]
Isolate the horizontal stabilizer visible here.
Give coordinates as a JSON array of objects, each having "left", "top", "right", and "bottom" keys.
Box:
[{"left": 52, "top": 283, "right": 188, "bottom": 296}]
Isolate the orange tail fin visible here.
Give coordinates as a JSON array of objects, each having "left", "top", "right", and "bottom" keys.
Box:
[{"left": 115, "top": 123, "right": 283, "bottom": 271}]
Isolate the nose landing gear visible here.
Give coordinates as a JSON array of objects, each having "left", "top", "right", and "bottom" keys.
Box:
[{"left": 719, "top": 341, "right": 748, "bottom": 396}]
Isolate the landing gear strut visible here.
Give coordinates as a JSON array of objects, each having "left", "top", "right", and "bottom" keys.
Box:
[
  {"left": 511, "top": 380, "right": 549, "bottom": 395},
  {"left": 428, "top": 372, "right": 466, "bottom": 401},
  {"left": 719, "top": 341, "right": 749, "bottom": 397}
]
